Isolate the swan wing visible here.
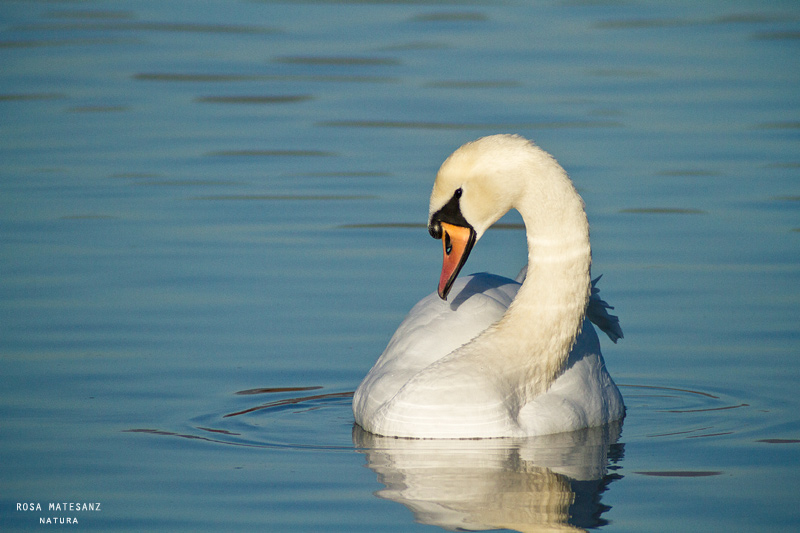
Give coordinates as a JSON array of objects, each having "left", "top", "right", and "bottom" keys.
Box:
[
  {"left": 518, "top": 322, "right": 625, "bottom": 435},
  {"left": 353, "top": 273, "right": 518, "bottom": 424}
]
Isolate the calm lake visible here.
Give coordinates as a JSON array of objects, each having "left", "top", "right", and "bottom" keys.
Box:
[{"left": 2, "top": 0, "right": 799, "bottom": 531}]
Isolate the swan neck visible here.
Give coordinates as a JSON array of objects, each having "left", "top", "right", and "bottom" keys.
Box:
[{"left": 495, "top": 173, "right": 592, "bottom": 404}]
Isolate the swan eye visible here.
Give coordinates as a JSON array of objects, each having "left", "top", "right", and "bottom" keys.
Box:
[
  {"left": 454, "top": 187, "right": 462, "bottom": 198},
  {"left": 444, "top": 232, "right": 452, "bottom": 255}
]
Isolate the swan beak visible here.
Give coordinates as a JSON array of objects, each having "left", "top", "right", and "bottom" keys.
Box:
[{"left": 438, "top": 222, "right": 476, "bottom": 300}]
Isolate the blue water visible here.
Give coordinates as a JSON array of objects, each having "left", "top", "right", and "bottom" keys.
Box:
[{"left": 2, "top": 0, "right": 799, "bottom": 531}]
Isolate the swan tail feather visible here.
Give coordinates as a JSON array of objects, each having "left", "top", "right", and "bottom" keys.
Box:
[{"left": 587, "top": 275, "right": 623, "bottom": 343}]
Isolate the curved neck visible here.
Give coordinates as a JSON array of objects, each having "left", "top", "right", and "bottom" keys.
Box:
[{"left": 468, "top": 170, "right": 592, "bottom": 416}]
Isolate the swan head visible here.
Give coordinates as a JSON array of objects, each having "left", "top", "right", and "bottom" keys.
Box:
[{"left": 428, "top": 134, "right": 559, "bottom": 299}]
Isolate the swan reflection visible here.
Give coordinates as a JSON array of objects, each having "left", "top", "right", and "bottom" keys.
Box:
[{"left": 353, "top": 421, "right": 623, "bottom": 532}]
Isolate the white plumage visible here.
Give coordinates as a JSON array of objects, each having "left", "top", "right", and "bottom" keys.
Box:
[{"left": 353, "top": 135, "right": 624, "bottom": 438}]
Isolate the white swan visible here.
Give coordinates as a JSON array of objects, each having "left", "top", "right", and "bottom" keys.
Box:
[{"left": 353, "top": 134, "right": 624, "bottom": 438}]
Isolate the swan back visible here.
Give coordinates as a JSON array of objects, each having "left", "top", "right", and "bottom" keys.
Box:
[{"left": 353, "top": 274, "right": 518, "bottom": 424}]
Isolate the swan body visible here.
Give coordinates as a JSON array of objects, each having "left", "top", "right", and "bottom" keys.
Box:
[{"left": 353, "top": 135, "right": 624, "bottom": 438}]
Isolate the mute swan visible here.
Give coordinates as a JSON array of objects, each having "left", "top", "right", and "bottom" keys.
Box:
[{"left": 353, "top": 134, "right": 624, "bottom": 438}]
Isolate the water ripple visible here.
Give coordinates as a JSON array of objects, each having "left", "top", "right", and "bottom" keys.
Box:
[
  {"left": 134, "top": 72, "right": 398, "bottom": 83},
  {"left": 410, "top": 12, "right": 488, "bottom": 23},
  {"left": 224, "top": 390, "right": 354, "bottom": 418},
  {"left": 620, "top": 208, "right": 706, "bottom": 215},
  {"left": 205, "top": 149, "right": 335, "bottom": 157},
  {"left": 619, "top": 384, "right": 752, "bottom": 440},
  {"left": 194, "top": 95, "right": 313, "bottom": 104},
  {"left": 46, "top": 9, "right": 135, "bottom": 20},
  {"left": 320, "top": 119, "right": 623, "bottom": 130},
  {"left": 14, "top": 21, "right": 277, "bottom": 34},
  {"left": 125, "top": 382, "right": 753, "bottom": 451},
  {"left": 274, "top": 55, "right": 400, "bottom": 66},
  {"left": 195, "top": 194, "right": 377, "bottom": 201},
  {"left": 634, "top": 470, "right": 722, "bottom": 477},
  {"left": 0, "top": 92, "right": 66, "bottom": 101}
]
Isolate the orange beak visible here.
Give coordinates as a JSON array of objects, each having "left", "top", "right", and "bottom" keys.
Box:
[{"left": 438, "top": 222, "right": 477, "bottom": 300}]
